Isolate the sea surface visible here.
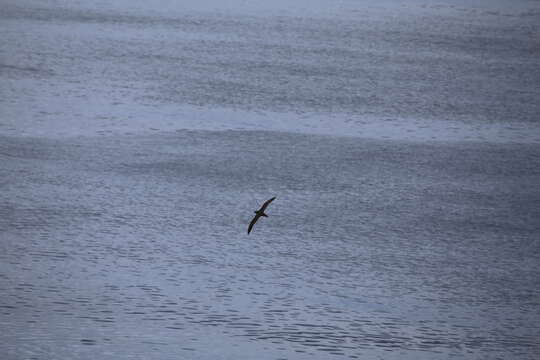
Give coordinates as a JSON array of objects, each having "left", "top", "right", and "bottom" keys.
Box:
[{"left": 1, "top": 1, "right": 540, "bottom": 359}]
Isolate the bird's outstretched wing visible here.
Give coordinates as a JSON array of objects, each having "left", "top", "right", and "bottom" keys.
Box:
[
  {"left": 247, "top": 214, "right": 260, "bottom": 234},
  {"left": 259, "top": 197, "right": 276, "bottom": 212}
]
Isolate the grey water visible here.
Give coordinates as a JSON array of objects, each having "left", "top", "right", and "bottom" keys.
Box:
[
  {"left": 2, "top": 132, "right": 540, "bottom": 359},
  {"left": 1, "top": 0, "right": 539, "bottom": 140},
  {"left": 1, "top": 1, "right": 540, "bottom": 359}
]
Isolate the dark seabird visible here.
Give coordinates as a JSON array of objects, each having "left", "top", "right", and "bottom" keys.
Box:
[{"left": 247, "top": 197, "right": 276, "bottom": 234}]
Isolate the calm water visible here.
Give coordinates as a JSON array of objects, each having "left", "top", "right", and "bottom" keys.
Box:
[
  {"left": 1, "top": 131, "right": 539, "bottom": 359},
  {"left": 1, "top": 0, "right": 540, "bottom": 359},
  {"left": 1, "top": 0, "right": 539, "bottom": 140}
]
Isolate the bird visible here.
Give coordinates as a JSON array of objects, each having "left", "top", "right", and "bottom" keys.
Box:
[{"left": 247, "top": 197, "right": 276, "bottom": 234}]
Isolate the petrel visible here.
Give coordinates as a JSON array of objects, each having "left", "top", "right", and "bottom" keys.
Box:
[{"left": 247, "top": 197, "right": 276, "bottom": 234}]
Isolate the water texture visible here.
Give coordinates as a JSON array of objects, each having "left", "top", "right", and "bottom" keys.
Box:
[
  {"left": 1, "top": 0, "right": 539, "bottom": 140},
  {"left": 1, "top": 132, "right": 539, "bottom": 359},
  {"left": 1, "top": 0, "right": 540, "bottom": 359}
]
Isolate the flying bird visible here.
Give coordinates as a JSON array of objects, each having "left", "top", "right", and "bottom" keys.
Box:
[{"left": 247, "top": 197, "right": 276, "bottom": 234}]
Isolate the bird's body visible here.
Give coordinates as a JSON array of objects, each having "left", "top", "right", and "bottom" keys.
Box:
[{"left": 248, "top": 197, "right": 276, "bottom": 234}]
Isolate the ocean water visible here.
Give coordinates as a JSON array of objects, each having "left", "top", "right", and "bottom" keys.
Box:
[
  {"left": 1, "top": 132, "right": 540, "bottom": 359},
  {"left": 1, "top": 0, "right": 539, "bottom": 140},
  {"left": 1, "top": 1, "right": 540, "bottom": 359}
]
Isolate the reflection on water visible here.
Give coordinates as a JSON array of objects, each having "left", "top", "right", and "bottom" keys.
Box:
[{"left": 1, "top": 131, "right": 539, "bottom": 359}]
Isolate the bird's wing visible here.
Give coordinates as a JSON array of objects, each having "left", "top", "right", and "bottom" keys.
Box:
[
  {"left": 259, "top": 197, "right": 276, "bottom": 212},
  {"left": 247, "top": 214, "right": 261, "bottom": 234}
]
